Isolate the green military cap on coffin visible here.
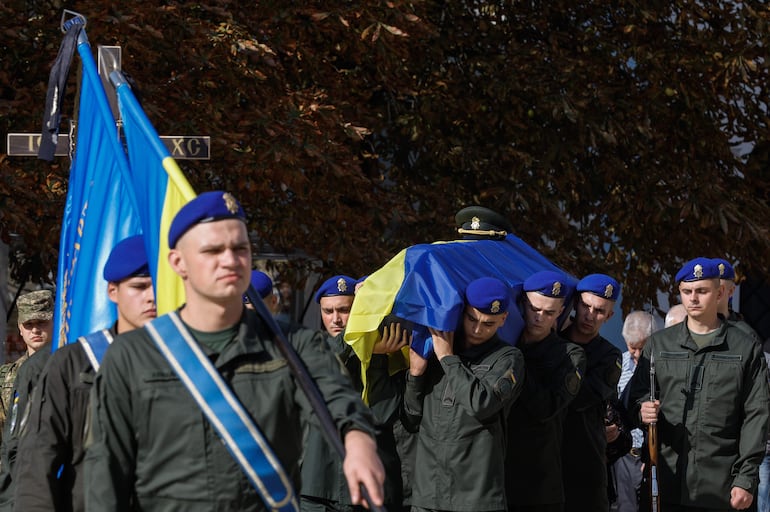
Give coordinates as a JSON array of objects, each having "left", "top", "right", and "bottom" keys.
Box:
[{"left": 455, "top": 206, "right": 513, "bottom": 240}]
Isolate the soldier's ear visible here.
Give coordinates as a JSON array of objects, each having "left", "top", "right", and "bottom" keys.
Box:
[
  {"left": 167, "top": 249, "right": 187, "bottom": 279},
  {"left": 107, "top": 281, "right": 119, "bottom": 304}
]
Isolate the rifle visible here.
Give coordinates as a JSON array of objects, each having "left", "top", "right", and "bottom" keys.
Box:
[{"left": 648, "top": 341, "right": 660, "bottom": 512}]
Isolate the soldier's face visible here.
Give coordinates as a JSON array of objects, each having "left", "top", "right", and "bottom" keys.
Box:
[
  {"left": 18, "top": 319, "right": 53, "bottom": 354},
  {"left": 717, "top": 279, "right": 735, "bottom": 311},
  {"left": 462, "top": 306, "right": 507, "bottom": 346},
  {"left": 574, "top": 293, "right": 614, "bottom": 338},
  {"left": 109, "top": 276, "right": 157, "bottom": 332},
  {"left": 523, "top": 292, "right": 564, "bottom": 341},
  {"left": 678, "top": 279, "right": 722, "bottom": 322},
  {"left": 319, "top": 295, "right": 354, "bottom": 337},
  {"left": 169, "top": 219, "right": 252, "bottom": 305}
]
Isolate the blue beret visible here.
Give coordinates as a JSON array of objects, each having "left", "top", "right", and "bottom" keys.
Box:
[
  {"left": 523, "top": 270, "right": 569, "bottom": 298},
  {"left": 314, "top": 275, "right": 357, "bottom": 303},
  {"left": 103, "top": 235, "right": 150, "bottom": 282},
  {"left": 577, "top": 274, "right": 621, "bottom": 301},
  {"left": 675, "top": 257, "right": 720, "bottom": 284},
  {"left": 465, "top": 277, "right": 511, "bottom": 315},
  {"left": 168, "top": 191, "right": 246, "bottom": 249},
  {"left": 712, "top": 258, "right": 735, "bottom": 280},
  {"left": 250, "top": 271, "right": 274, "bottom": 299}
]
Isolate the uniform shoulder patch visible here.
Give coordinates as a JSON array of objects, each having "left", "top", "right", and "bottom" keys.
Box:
[{"left": 493, "top": 367, "right": 519, "bottom": 399}]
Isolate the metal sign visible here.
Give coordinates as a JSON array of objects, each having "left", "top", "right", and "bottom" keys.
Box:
[
  {"left": 6, "top": 133, "right": 211, "bottom": 160},
  {"left": 7, "top": 44, "right": 210, "bottom": 161}
]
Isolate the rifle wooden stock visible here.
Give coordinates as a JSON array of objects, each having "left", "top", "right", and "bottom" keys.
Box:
[
  {"left": 648, "top": 419, "right": 660, "bottom": 512},
  {"left": 648, "top": 319, "right": 660, "bottom": 512}
]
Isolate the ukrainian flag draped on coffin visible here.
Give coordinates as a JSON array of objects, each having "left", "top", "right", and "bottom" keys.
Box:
[
  {"left": 344, "top": 234, "right": 576, "bottom": 400},
  {"left": 114, "top": 73, "right": 196, "bottom": 315},
  {"left": 53, "top": 31, "right": 142, "bottom": 347}
]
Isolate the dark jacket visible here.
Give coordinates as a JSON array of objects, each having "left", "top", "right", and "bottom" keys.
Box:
[
  {"left": 403, "top": 335, "right": 524, "bottom": 512},
  {"left": 0, "top": 346, "right": 53, "bottom": 511},
  {"left": 506, "top": 331, "right": 586, "bottom": 507},
  {"left": 627, "top": 319, "right": 769, "bottom": 508},
  {"left": 559, "top": 331, "right": 622, "bottom": 512},
  {"left": 84, "top": 309, "right": 377, "bottom": 511},
  {"left": 14, "top": 325, "right": 117, "bottom": 512},
  {"left": 300, "top": 334, "right": 405, "bottom": 508}
]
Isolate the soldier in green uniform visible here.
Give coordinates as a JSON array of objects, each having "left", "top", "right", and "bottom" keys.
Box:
[
  {"left": 84, "top": 191, "right": 385, "bottom": 511},
  {"left": 506, "top": 271, "right": 586, "bottom": 512},
  {"left": 14, "top": 235, "right": 156, "bottom": 512},
  {"left": 712, "top": 257, "right": 759, "bottom": 340},
  {"left": 301, "top": 275, "right": 408, "bottom": 512},
  {"left": 0, "top": 289, "right": 54, "bottom": 510},
  {"left": 628, "top": 257, "right": 769, "bottom": 511},
  {"left": 404, "top": 276, "right": 525, "bottom": 512},
  {"left": 0, "top": 290, "right": 54, "bottom": 440},
  {"left": 559, "top": 273, "right": 623, "bottom": 512},
  {"left": 246, "top": 270, "right": 282, "bottom": 316}
]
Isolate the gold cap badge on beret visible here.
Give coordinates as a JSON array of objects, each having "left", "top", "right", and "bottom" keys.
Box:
[
  {"left": 604, "top": 284, "right": 614, "bottom": 298},
  {"left": 718, "top": 263, "right": 725, "bottom": 277},
  {"left": 490, "top": 300, "right": 501, "bottom": 314},
  {"left": 693, "top": 264, "right": 703, "bottom": 279},
  {"left": 223, "top": 192, "right": 239, "bottom": 214},
  {"left": 337, "top": 277, "right": 348, "bottom": 293},
  {"left": 552, "top": 282, "right": 562, "bottom": 297}
]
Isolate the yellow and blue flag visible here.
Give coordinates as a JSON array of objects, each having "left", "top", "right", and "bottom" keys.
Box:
[
  {"left": 115, "top": 75, "right": 196, "bottom": 315},
  {"left": 53, "top": 33, "right": 142, "bottom": 347},
  {"left": 51, "top": 26, "right": 195, "bottom": 344},
  {"left": 344, "top": 235, "right": 576, "bottom": 400}
]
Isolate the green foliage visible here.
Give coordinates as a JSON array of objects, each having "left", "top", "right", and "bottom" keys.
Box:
[{"left": 1, "top": 0, "right": 768, "bottom": 312}]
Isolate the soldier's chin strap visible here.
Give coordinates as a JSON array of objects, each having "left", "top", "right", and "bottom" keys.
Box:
[{"left": 457, "top": 228, "right": 508, "bottom": 238}]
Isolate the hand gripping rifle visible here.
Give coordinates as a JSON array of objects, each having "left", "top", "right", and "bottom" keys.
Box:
[{"left": 648, "top": 340, "right": 660, "bottom": 512}]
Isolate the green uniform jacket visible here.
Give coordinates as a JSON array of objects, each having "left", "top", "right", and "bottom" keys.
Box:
[
  {"left": 506, "top": 331, "right": 586, "bottom": 507},
  {"left": 300, "top": 334, "right": 405, "bottom": 508},
  {"left": 0, "top": 347, "right": 52, "bottom": 511},
  {"left": 0, "top": 353, "right": 29, "bottom": 442},
  {"left": 627, "top": 319, "right": 770, "bottom": 508},
  {"left": 403, "top": 335, "right": 525, "bottom": 512},
  {"left": 84, "top": 310, "right": 378, "bottom": 512},
  {"left": 559, "top": 332, "right": 621, "bottom": 512},
  {"left": 14, "top": 324, "right": 118, "bottom": 512}
]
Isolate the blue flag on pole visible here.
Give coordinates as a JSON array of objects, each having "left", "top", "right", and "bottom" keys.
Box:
[{"left": 53, "top": 31, "right": 141, "bottom": 347}]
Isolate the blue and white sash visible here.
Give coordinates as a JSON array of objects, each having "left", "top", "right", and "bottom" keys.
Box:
[
  {"left": 78, "top": 329, "right": 114, "bottom": 372},
  {"left": 145, "top": 312, "right": 299, "bottom": 512}
]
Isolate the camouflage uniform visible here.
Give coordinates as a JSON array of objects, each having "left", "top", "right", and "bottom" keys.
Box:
[
  {"left": 0, "top": 290, "right": 54, "bottom": 447},
  {"left": 0, "top": 354, "right": 29, "bottom": 440}
]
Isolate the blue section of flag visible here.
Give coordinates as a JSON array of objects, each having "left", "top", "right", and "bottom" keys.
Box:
[
  {"left": 53, "top": 35, "right": 141, "bottom": 347},
  {"left": 395, "top": 236, "right": 577, "bottom": 356},
  {"left": 116, "top": 85, "right": 167, "bottom": 289}
]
